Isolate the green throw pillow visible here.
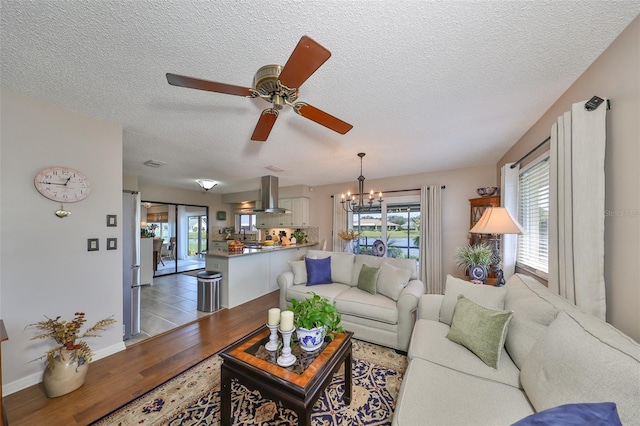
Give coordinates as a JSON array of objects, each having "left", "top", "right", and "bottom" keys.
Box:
[
  {"left": 446, "top": 295, "right": 514, "bottom": 369},
  {"left": 357, "top": 264, "right": 380, "bottom": 295}
]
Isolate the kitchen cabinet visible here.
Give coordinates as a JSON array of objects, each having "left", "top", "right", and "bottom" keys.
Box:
[{"left": 255, "top": 197, "right": 310, "bottom": 228}]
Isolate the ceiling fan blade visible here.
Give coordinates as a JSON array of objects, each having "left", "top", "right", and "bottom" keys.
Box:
[
  {"left": 294, "top": 103, "right": 353, "bottom": 135},
  {"left": 278, "top": 36, "right": 331, "bottom": 89},
  {"left": 251, "top": 109, "right": 279, "bottom": 141},
  {"left": 166, "top": 73, "right": 254, "bottom": 97}
]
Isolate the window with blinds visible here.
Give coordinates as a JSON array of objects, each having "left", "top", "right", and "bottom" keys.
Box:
[{"left": 517, "top": 155, "right": 550, "bottom": 275}]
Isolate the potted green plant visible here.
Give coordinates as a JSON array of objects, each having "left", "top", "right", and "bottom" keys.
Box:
[
  {"left": 27, "top": 312, "right": 117, "bottom": 398},
  {"left": 455, "top": 243, "right": 493, "bottom": 279},
  {"left": 289, "top": 292, "right": 344, "bottom": 351}
]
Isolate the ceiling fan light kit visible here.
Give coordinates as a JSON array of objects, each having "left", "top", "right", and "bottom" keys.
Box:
[{"left": 166, "top": 36, "right": 353, "bottom": 142}]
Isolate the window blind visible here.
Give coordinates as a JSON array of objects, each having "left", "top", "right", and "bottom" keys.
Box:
[{"left": 517, "top": 157, "right": 550, "bottom": 273}]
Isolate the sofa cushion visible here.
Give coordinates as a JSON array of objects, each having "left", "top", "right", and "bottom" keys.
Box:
[
  {"left": 351, "top": 255, "right": 384, "bottom": 286},
  {"left": 409, "top": 319, "right": 522, "bottom": 388},
  {"left": 286, "top": 283, "right": 350, "bottom": 304},
  {"left": 306, "top": 250, "right": 355, "bottom": 285},
  {"left": 382, "top": 257, "right": 418, "bottom": 280},
  {"left": 305, "top": 256, "right": 332, "bottom": 285},
  {"left": 439, "top": 275, "right": 507, "bottom": 326},
  {"left": 357, "top": 264, "right": 380, "bottom": 295},
  {"left": 377, "top": 262, "right": 412, "bottom": 301},
  {"left": 446, "top": 295, "right": 514, "bottom": 369},
  {"left": 520, "top": 311, "right": 640, "bottom": 425},
  {"left": 335, "top": 287, "right": 398, "bottom": 324},
  {"left": 288, "top": 260, "right": 307, "bottom": 285},
  {"left": 503, "top": 274, "right": 559, "bottom": 369},
  {"left": 512, "top": 402, "right": 622, "bottom": 426},
  {"left": 392, "top": 358, "right": 534, "bottom": 426}
]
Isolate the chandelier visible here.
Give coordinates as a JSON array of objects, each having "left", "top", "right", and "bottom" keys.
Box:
[{"left": 341, "top": 153, "right": 383, "bottom": 213}]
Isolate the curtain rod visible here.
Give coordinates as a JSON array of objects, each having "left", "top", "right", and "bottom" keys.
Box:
[
  {"left": 510, "top": 136, "right": 551, "bottom": 169},
  {"left": 330, "top": 186, "right": 445, "bottom": 197},
  {"left": 510, "top": 96, "right": 611, "bottom": 169}
]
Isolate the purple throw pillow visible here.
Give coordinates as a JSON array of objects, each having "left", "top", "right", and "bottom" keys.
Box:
[{"left": 305, "top": 256, "right": 332, "bottom": 285}]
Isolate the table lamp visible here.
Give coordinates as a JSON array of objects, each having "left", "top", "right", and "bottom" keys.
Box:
[{"left": 470, "top": 207, "right": 525, "bottom": 286}]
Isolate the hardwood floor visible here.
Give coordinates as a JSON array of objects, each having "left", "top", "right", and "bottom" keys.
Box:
[{"left": 5, "top": 290, "right": 279, "bottom": 425}]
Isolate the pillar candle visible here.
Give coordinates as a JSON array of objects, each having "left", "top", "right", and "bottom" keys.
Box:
[
  {"left": 280, "top": 311, "right": 294, "bottom": 331},
  {"left": 268, "top": 308, "right": 281, "bottom": 326}
]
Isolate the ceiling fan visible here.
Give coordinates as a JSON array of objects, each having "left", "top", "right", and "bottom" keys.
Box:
[{"left": 166, "top": 36, "right": 353, "bottom": 141}]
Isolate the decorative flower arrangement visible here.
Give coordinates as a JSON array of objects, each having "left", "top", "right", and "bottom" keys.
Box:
[
  {"left": 338, "top": 229, "right": 360, "bottom": 241},
  {"left": 28, "top": 312, "right": 117, "bottom": 369}
]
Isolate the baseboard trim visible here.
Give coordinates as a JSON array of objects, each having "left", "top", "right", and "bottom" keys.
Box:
[{"left": 3, "top": 341, "right": 126, "bottom": 396}]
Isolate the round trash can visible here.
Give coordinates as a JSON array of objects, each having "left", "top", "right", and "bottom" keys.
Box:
[{"left": 197, "top": 271, "right": 222, "bottom": 312}]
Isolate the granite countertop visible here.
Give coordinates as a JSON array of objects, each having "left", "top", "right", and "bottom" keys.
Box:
[{"left": 206, "top": 242, "right": 318, "bottom": 258}]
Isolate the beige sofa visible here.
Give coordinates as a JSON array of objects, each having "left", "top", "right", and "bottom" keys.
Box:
[
  {"left": 392, "top": 273, "right": 640, "bottom": 425},
  {"left": 277, "top": 250, "right": 425, "bottom": 351}
]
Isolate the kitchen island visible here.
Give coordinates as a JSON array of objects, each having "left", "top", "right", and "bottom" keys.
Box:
[{"left": 206, "top": 243, "right": 317, "bottom": 309}]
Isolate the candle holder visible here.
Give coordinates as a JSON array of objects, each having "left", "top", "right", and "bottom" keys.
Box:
[
  {"left": 277, "top": 326, "right": 296, "bottom": 367},
  {"left": 265, "top": 323, "right": 280, "bottom": 351}
]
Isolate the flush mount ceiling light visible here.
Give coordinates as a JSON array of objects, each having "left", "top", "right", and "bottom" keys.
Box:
[{"left": 196, "top": 179, "right": 217, "bottom": 191}]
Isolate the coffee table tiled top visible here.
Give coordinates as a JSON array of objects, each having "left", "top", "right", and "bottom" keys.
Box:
[{"left": 221, "top": 326, "right": 353, "bottom": 392}]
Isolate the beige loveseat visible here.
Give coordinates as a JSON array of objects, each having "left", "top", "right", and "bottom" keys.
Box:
[
  {"left": 392, "top": 273, "right": 640, "bottom": 425},
  {"left": 277, "top": 250, "right": 425, "bottom": 351}
]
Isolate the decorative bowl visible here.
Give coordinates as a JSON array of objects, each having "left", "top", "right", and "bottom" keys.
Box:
[{"left": 477, "top": 187, "right": 498, "bottom": 197}]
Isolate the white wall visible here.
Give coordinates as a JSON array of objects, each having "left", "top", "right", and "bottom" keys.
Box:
[
  {"left": 0, "top": 90, "right": 125, "bottom": 394},
  {"left": 498, "top": 16, "right": 640, "bottom": 342},
  {"left": 310, "top": 165, "right": 497, "bottom": 288}
]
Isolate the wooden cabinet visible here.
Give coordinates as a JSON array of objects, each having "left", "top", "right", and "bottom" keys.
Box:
[
  {"left": 469, "top": 196, "right": 500, "bottom": 246},
  {"left": 291, "top": 197, "right": 309, "bottom": 227}
]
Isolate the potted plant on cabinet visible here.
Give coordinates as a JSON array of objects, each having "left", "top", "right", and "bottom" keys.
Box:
[
  {"left": 289, "top": 292, "right": 344, "bottom": 352},
  {"left": 27, "top": 312, "right": 117, "bottom": 398},
  {"left": 455, "top": 243, "right": 493, "bottom": 282}
]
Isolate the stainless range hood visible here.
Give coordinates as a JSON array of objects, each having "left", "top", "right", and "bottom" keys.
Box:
[{"left": 252, "top": 175, "right": 291, "bottom": 214}]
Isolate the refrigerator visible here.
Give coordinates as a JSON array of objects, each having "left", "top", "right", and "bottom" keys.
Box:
[{"left": 122, "top": 190, "right": 141, "bottom": 340}]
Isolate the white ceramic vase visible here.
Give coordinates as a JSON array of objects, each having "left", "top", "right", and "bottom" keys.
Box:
[
  {"left": 296, "top": 326, "right": 326, "bottom": 352},
  {"left": 42, "top": 348, "right": 89, "bottom": 398}
]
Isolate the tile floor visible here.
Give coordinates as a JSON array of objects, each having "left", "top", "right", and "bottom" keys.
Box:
[{"left": 125, "top": 272, "right": 213, "bottom": 346}]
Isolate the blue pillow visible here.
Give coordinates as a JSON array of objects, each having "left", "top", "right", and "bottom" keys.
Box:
[
  {"left": 305, "top": 257, "right": 332, "bottom": 285},
  {"left": 512, "top": 402, "right": 622, "bottom": 426}
]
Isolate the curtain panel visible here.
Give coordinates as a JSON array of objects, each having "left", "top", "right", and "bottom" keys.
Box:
[
  {"left": 500, "top": 162, "right": 519, "bottom": 281},
  {"left": 332, "top": 194, "right": 351, "bottom": 252},
  {"left": 548, "top": 99, "right": 607, "bottom": 320},
  {"left": 420, "top": 185, "right": 443, "bottom": 294}
]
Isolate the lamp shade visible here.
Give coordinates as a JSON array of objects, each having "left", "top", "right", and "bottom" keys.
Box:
[{"left": 470, "top": 207, "right": 525, "bottom": 235}]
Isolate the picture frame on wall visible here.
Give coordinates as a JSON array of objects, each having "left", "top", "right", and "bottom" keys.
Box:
[
  {"left": 216, "top": 211, "right": 227, "bottom": 220},
  {"left": 87, "top": 238, "right": 99, "bottom": 251},
  {"left": 106, "top": 214, "right": 117, "bottom": 227},
  {"left": 107, "top": 238, "right": 117, "bottom": 250}
]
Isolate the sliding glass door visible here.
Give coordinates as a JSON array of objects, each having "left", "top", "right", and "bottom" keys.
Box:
[{"left": 142, "top": 202, "right": 208, "bottom": 276}]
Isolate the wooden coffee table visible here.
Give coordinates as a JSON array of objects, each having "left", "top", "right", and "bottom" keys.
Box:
[{"left": 220, "top": 326, "right": 353, "bottom": 426}]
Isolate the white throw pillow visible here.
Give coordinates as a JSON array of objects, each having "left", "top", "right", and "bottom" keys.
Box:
[
  {"left": 330, "top": 252, "right": 355, "bottom": 285},
  {"left": 439, "top": 275, "right": 507, "bottom": 326},
  {"left": 377, "top": 262, "right": 412, "bottom": 301},
  {"left": 288, "top": 260, "right": 307, "bottom": 285}
]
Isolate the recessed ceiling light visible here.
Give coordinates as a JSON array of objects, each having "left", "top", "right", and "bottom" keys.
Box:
[{"left": 144, "top": 159, "right": 167, "bottom": 168}]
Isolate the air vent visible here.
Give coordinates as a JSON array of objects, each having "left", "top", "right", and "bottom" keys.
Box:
[
  {"left": 144, "top": 159, "right": 166, "bottom": 168},
  {"left": 265, "top": 165, "right": 285, "bottom": 173}
]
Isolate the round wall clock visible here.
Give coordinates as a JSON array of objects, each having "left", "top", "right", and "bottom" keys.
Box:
[{"left": 34, "top": 166, "right": 91, "bottom": 203}]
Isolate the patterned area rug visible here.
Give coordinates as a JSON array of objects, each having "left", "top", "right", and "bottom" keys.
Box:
[{"left": 92, "top": 340, "right": 407, "bottom": 425}]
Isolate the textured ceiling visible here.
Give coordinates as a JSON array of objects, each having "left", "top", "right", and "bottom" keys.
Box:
[{"left": 2, "top": 1, "right": 639, "bottom": 194}]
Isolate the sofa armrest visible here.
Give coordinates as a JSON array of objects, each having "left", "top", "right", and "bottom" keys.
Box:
[
  {"left": 396, "top": 279, "right": 426, "bottom": 351},
  {"left": 417, "top": 294, "right": 444, "bottom": 321},
  {"left": 277, "top": 271, "right": 294, "bottom": 310}
]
